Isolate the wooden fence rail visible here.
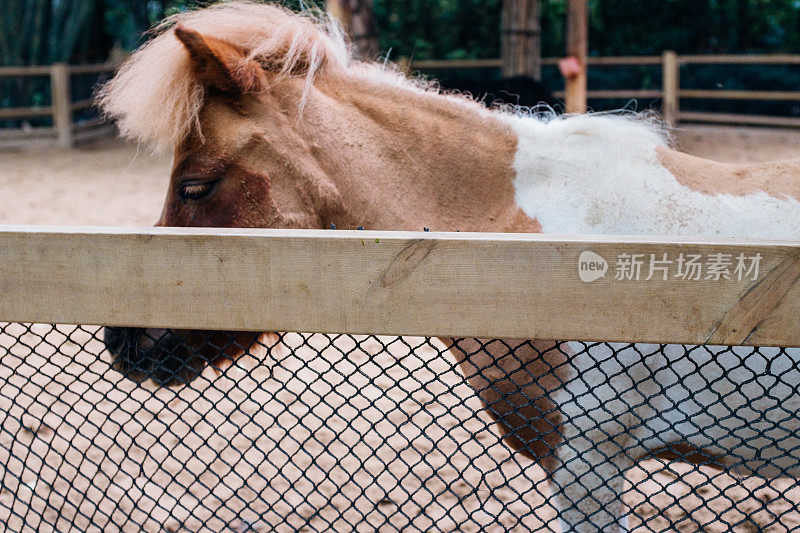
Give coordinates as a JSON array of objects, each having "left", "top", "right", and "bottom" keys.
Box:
[
  {"left": 0, "top": 226, "right": 798, "bottom": 348},
  {"left": 0, "top": 61, "right": 118, "bottom": 148},
  {"left": 2, "top": 53, "right": 799, "bottom": 147},
  {"left": 408, "top": 52, "right": 800, "bottom": 127}
]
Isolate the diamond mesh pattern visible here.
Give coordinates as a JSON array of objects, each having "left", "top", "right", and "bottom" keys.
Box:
[{"left": 0, "top": 323, "right": 798, "bottom": 531}]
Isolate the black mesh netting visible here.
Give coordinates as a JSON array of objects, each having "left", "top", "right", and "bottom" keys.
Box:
[{"left": 0, "top": 323, "right": 798, "bottom": 532}]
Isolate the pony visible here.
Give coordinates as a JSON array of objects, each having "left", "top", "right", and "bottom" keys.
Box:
[{"left": 98, "top": 3, "right": 800, "bottom": 531}]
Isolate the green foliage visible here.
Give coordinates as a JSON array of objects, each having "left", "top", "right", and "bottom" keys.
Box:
[
  {"left": 373, "top": 0, "right": 800, "bottom": 59},
  {"left": 374, "top": 0, "right": 502, "bottom": 60},
  {"left": 95, "top": 0, "right": 800, "bottom": 60},
  {"left": 4, "top": 0, "right": 800, "bottom": 67},
  {"left": 101, "top": 0, "right": 313, "bottom": 49},
  {"left": 0, "top": 0, "right": 110, "bottom": 66},
  {"left": 3, "top": 0, "right": 800, "bottom": 116},
  {"left": 579, "top": 0, "right": 800, "bottom": 55}
]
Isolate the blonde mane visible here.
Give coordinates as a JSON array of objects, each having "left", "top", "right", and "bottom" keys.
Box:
[
  {"left": 98, "top": 1, "right": 358, "bottom": 152},
  {"left": 99, "top": 1, "right": 668, "bottom": 153}
]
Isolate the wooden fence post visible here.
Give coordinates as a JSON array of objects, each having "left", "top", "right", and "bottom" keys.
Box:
[
  {"left": 501, "top": 0, "right": 542, "bottom": 80},
  {"left": 328, "top": 0, "right": 380, "bottom": 59},
  {"left": 565, "top": 0, "right": 588, "bottom": 113},
  {"left": 396, "top": 56, "right": 411, "bottom": 76},
  {"left": 662, "top": 51, "right": 680, "bottom": 126},
  {"left": 50, "top": 63, "right": 73, "bottom": 148}
]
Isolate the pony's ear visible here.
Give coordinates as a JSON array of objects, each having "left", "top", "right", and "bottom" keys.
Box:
[{"left": 174, "top": 25, "right": 265, "bottom": 93}]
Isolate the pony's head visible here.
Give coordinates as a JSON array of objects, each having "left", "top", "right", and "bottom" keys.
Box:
[
  {"left": 98, "top": 2, "right": 365, "bottom": 385},
  {"left": 98, "top": 2, "right": 511, "bottom": 385}
]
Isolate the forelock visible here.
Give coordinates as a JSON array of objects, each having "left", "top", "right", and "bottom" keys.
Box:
[{"left": 97, "top": 1, "right": 350, "bottom": 152}]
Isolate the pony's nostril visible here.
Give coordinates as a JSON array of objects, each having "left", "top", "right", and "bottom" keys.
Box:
[
  {"left": 103, "top": 326, "right": 133, "bottom": 355},
  {"left": 101, "top": 327, "right": 201, "bottom": 386},
  {"left": 102, "top": 327, "right": 243, "bottom": 387},
  {"left": 103, "top": 327, "right": 154, "bottom": 379}
]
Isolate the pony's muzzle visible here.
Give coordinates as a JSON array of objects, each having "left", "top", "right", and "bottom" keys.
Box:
[{"left": 102, "top": 326, "right": 206, "bottom": 386}]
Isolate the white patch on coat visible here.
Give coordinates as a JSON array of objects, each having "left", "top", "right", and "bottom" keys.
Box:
[
  {"left": 498, "top": 113, "right": 800, "bottom": 531},
  {"left": 562, "top": 343, "right": 800, "bottom": 474},
  {"left": 549, "top": 342, "right": 800, "bottom": 532},
  {"left": 499, "top": 113, "right": 800, "bottom": 238}
]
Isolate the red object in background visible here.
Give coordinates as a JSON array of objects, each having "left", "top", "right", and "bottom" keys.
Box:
[{"left": 558, "top": 56, "right": 583, "bottom": 79}]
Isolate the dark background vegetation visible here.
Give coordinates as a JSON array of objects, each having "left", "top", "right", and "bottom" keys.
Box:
[
  {"left": 4, "top": 0, "right": 797, "bottom": 66},
  {"left": 2, "top": 1, "right": 799, "bottom": 118}
]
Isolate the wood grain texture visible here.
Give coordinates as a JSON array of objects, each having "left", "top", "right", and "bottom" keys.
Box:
[
  {"left": 501, "top": 0, "right": 542, "bottom": 79},
  {"left": 407, "top": 55, "right": 800, "bottom": 71},
  {"left": 565, "top": 0, "right": 588, "bottom": 114},
  {"left": 0, "top": 65, "right": 52, "bottom": 76},
  {"left": 49, "top": 63, "right": 73, "bottom": 148},
  {"left": 662, "top": 51, "right": 679, "bottom": 125},
  {"left": 679, "top": 112, "right": 800, "bottom": 128},
  {"left": 678, "top": 54, "right": 800, "bottom": 64},
  {"left": 0, "top": 227, "right": 797, "bottom": 347},
  {"left": 680, "top": 89, "right": 800, "bottom": 101},
  {"left": 0, "top": 106, "right": 53, "bottom": 119}
]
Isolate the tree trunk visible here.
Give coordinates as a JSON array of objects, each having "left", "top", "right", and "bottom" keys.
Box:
[
  {"left": 501, "top": 0, "right": 541, "bottom": 80},
  {"left": 0, "top": 0, "right": 108, "bottom": 66},
  {"left": 57, "top": 0, "right": 96, "bottom": 62},
  {"left": 30, "top": 0, "right": 52, "bottom": 65},
  {"left": 328, "top": 0, "right": 380, "bottom": 59}
]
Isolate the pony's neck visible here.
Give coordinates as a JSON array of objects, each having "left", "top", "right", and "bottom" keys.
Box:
[{"left": 303, "top": 75, "right": 540, "bottom": 233}]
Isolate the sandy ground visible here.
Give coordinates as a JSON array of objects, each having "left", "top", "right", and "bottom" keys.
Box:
[
  {"left": 672, "top": 124, "right": 800, "bottom": 164},
  {"left": 1, "top": 125, "right": 799, "bottom": 532},
  {"left": 1, "top": 124, "right": 800, "bottom": 227},
  {"left": 0, "top": 137, "right": 169, "bottom": 226}
]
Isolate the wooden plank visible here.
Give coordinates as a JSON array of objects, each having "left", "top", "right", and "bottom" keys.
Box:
[
  {"left": 72, "top": 116, "right": 106, "bottom": 131},
  {"left": 679, "top": 111, "right": 800, "bottom": 128},
  {"left": 67, "top": 62, "right": 118, "bottom": 75},
  {"left": 0, "top": 227, "right": 797, "bottom": 347},
  {"left": 679, "top": 54, "right": 800, "bottom": 65},
  {"left": 0, "top": 127, "right": 57, "bottom": 150},
  {"left": 662, "top": 51, "right": 679, "bottom": 125},
  {"left": 0, "top": 63, "right": 115, "bottom": 77},
  {"left": 0, "top": 106, "right": 53, "bottom": 119},
  {"left": 409, "top": 56, "right": 664, "bottom": 70},
  {"left": 50, "top": 63, "right": 73, "bottom": 148},
  {"left": 0, "top": 126, "right": 55, "bottom": 140},
  {"left": 70, "top": 98, "right": 95, "bottom": 112},
  {"left": 552, "top": 90, "right": 662, "bottom": 99},
  {"left": 0, "top": 65, "right": 51, "bottom": 76},
  {"left": 72, "top": 124, "right": 113, "bottom": 143},
  {"left": 680, "top": 89, "right": 800, "bottom": 101},
  {"left": 587, "top": 56, "right": 662, "bottom": 66},
  {"left": 501, "top": 0, "right": 542, "bottom": 79},
  {"left": 564, "top": 0, "right": 588, "bottom": 114},
  {"left": 409, "top": 58, "right": 503, "bottom": 70},
  {"left": 0, "top": 137, "right": 59, "bottom": 150},
  {"left": 2, "top": 55, "right": 791, "bottom": 80},
  {"left": 586, "top": 90, "right": 662, "bottom": 99}
]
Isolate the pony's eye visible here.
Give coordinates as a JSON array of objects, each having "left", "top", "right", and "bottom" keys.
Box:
[{"left": 179, "top": 180, "right": 218, "bottom": 201}]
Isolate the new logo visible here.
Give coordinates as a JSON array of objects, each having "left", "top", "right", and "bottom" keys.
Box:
[{"left": 578, "top": 251, "right": 608, "bottom": 283}]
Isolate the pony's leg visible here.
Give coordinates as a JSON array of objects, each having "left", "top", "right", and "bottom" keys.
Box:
[
  {"left": 550, "top": 427, "right": 635, "bottom": 532},
  {"left": 442, "top": 337, "right": 571, "bottom": 471},
  {"left": 443, "top": 338, "right": 640, "bottom": 532},
  {"left": 547, "top": 342, "right": 656, "bottom": 532}
]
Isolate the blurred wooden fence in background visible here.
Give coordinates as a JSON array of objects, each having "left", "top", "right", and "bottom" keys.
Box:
[
  {"left": 2, "top": 53, "right": 799, "bottom": 150},
  {"left": 408, "top": 52, "right": 800, "bottom": 127},
  {"left": 0, "top": 62, "right": 117, "bottom": 149}
]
